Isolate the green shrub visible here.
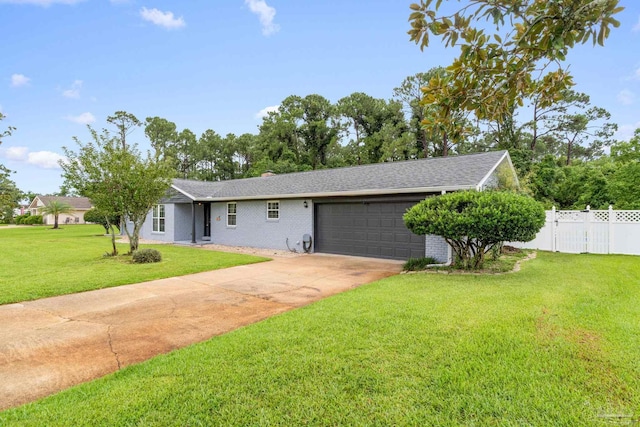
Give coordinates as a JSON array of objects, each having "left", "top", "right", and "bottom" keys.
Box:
[
  {"left": 132, "top": 248, "right": 162, "bottom": 264},
  {"left": 15, "top": 213, "right": 31, "bottom": 224},
  {"left": 404, "top": 190, "right": 545, "bottom": 269},
  {"left": 24, "top": 215, "right": 43, "bottom": 225},
  {"left": 403, "top": 257, "right": 439, "bottom": 271}
]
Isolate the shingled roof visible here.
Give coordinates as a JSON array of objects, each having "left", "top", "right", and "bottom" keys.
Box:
[
  {"left": 171, "top": 150, "right": 513, "bottom": 202},
  {"left": 29, "top": 195, "right": 92, "bottom": 210}
]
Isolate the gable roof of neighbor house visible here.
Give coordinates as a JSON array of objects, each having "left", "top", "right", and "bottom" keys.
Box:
[
  {"left": 171, "top": 150, "right": 515, "bottom": 202},
  {"left": 28, "top": 195, "right": 93, "bottom": 210}
]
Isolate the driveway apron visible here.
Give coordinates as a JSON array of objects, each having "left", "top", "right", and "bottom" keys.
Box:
[{"left": 0, "top": 254, "right": 402, "bottom": 410}]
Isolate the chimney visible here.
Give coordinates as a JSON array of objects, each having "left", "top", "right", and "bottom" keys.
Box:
[{"left": 261, "top": 170, "right": 276, "bottom": 177}]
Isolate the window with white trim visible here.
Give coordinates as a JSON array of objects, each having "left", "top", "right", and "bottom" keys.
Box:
[
  {"left": 152, "top": 204, "right": 165, "bottom": 233},
  {"left": 267, "top": 201, "right": 280, "bottom": 220},
  {"left": 227, "top": 202, "right": 237, "bottom": 227}
]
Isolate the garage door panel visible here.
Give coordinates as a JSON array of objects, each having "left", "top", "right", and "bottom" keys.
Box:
[
  {"left": 380, "top": 247, "right": 394, "bottom": 257},
  {"left": 395, "top": 233, "right": 411, "bottom": 244},
  {"left": 380, "top": 232, "right": 394, "bottom": 242},
  {"left": 394, "top": 218, "right": 408, "bottom": 227},
  {"left": 366, "top": 204, "right": 381, "bottom": 214},
  {"left": 349, "top": 218, "right": 364, "bottom": 228},
  {"left": 353, "top": 244, "right": 368, "bottom": 254},
  {"left": 395, "top": 247, "right": 411, "bottom": 258},
  {"left": 367, "top": 246, "right": 381, "bottom": 256},
  {"left": 315, "top": 202, "right": 425, "bottom": 260},
  {"left": 332, "top": 231, "right": 345, "bottom": 239},
  {"left": 380, "top": 218, "right": 394, "bottom": 227},
  {"left": 367, "top": 232, "right": 380, "bottom": 241},
  {"left": 410, "top": 234, "right": 425, "bottom": 244},
  {"left": 351, "top": 205, "right": 366, "bottom": 215},
  {"left": 353, "top": 231, "right": 366, "bottom": 240}
]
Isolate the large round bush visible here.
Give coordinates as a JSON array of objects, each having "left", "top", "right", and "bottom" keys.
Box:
[{"left": 404, "top": 190, "right": 545, "bottom": 269}]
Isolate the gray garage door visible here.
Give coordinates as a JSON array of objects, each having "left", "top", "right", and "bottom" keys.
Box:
[{"left": 314, "top": 202, "right": 425, "bottom": 260}]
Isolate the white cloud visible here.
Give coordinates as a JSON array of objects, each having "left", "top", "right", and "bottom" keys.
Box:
[
  {"left": 65, "top": 112, "right": 95, "bottom": 124},
  {"left": 140, "top": 7, "right": 185, "bottom": 30},
  {"left": 0, "top": 146, "right": 64, "bottom": 169},
  {"left": 623, "top": 67, "right": 640, "bottom": 81},
  {"left": 617, "top": 89, "right": 635, "bottom": 106},
  {"left": 62, "top": 79, "right": 83, "bottom": 99},
  {"left": 27, "top": 151, "right": 65, "bottom": 169},
  {"left": 255, "top": 105, "right": 279, "bottom": 119},
  {"left": 10, "top": 73, "right": 30, "bottom": 87},
  {"left": 4, "top": 146, "right": 28, "bottom": 160},
  {"left": 245, "top": 0, "right": 280, "bottom": 36},
  {"left": 633, "top": 16, "right": 640, "bottom": 32},
  {"left": 616, "top": 122, "right": 640, "bottom": 141},
  {"left": 0, "top": 0, "right": 83, "bottom": 5}
]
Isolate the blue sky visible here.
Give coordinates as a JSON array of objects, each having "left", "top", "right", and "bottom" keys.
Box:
[{"left": 1, "top": 0, "right": 639, "bottom": 195}]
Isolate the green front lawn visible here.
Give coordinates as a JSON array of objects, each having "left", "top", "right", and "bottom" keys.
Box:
[
  {"left": 2, "top": 252, "right": 638, "bottom": 425},
  {"left": 0, "top": 225, "right": 267, "bottom": 305}
]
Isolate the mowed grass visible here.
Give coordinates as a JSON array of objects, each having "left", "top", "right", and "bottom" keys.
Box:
[
  {"left": 0, "top": 225, "right": 268, "bottom": 305},
  {"left": 2, "top": 252, "right": 639, "bottom": 425}
]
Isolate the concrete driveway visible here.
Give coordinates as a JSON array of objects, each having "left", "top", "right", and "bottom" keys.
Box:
[{"left": 0, "top": 254, "right": 402, "bottom": 410}]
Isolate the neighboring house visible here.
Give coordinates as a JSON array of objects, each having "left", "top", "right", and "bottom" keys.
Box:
[
  {"left": 28, "top": 195, "right": 93, "bottom": 225},
  {"left": 140, "top": 150, "right": 518, "bottom": 261},
  {"left": 13, "top": 204, "right": 28, "bottom": 216}
]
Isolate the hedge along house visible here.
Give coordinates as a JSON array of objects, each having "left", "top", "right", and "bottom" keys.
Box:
[{"left": 139, "top": 150, "right": 518, "bottom": 261}]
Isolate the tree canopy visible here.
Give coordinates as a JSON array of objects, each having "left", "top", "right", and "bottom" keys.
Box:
[
  {"left": 84, "top": 207, "right": 121, "bottom": 234},
  {"left": 61, "top": 115, "right": 174, "bottom": 254},
  {"left": 407, "top": 0, "right": 622, "bottom": 144},
  {"left": 404, "top": 191, "right": 546, "bottom": 269}
]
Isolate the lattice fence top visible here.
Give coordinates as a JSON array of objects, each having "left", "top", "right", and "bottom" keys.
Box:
[
  {"left": 615, "top": 211, "right": 640, "bottom": 223},
  {"left": 556, "top": 211, "right": 584, "bottom": 222},
  {"left": 551, "top": 209, "right": 640, "bottom": 223},
  {"left": 592, "top": 211, "right": 610, "bottom": 222}
]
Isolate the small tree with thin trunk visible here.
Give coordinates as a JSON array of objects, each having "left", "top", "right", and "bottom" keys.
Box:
[
  {"left": 41, "top": 200, "right": 73, "bottom": 229},
  {"left": 61, "top": 121, "right": 173, "bottom": 255}
]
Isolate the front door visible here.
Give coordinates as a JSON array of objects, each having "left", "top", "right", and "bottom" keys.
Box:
[{"left": 203, "top": 203, "right": 211, "bottom": 238}]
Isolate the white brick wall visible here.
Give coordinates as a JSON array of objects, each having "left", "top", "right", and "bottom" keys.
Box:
[
  {"left": 425, "top": 235, "right": 450, "bottom": 263},
  {"left": 210, "top": 199, "right": 313, "bottom": 252}
]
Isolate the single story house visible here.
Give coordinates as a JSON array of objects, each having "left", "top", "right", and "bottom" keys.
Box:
[
  {"left": 140, "top": 150, "right": 518, "bottom": 261},
  {"left": 28, "top": 195, "right": 93, "bottom": 225}
]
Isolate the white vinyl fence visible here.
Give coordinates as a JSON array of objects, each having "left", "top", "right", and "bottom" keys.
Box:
[{"left": 512, "top": 206, "right": 640, "bottom": 255}]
